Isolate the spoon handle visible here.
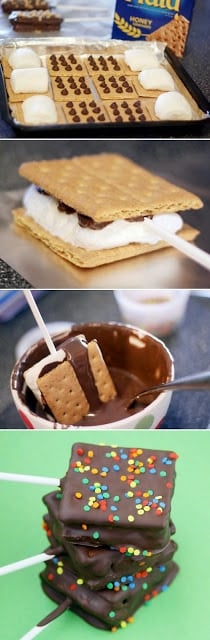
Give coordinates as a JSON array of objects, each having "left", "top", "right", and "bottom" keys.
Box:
[{"left": 138, "top": 371, "right": 210, "bottom": 398}]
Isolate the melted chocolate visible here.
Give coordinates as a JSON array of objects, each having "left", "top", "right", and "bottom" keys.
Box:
[
  {"left": 11, "top": 323, "right": 173, "bottom": 427},
  {"left": 35, "top": 187, "right": 153, "bottom": 230}
]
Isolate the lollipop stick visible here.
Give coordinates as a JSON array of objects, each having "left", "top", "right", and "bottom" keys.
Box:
[
  {"left": 0, "top": 552, "right": 55, "bottom": 577},
  {"left": 23, "top": 290, "right": 57, "bottom": 355},
  {"left": 19, "top": 624, "right": 50, "bottom": 640},
  {"left": 20, "top": 599, "right": 71, "bottom": 640},
  {"left": 0, "top": 472, "right": 59, "bottom": 486},
  {"left": 144, "top": 218, "right": 210, "bottom": 272}
]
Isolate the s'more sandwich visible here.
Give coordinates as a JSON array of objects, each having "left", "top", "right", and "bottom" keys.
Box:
[{"left": 12, "top": 153, "right": 203, "bottom": 268}]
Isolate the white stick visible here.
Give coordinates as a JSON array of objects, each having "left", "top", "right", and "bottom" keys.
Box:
[
  {"left": 20, "top": 624, "right": 51, "bottom": 640},
  {"left": 23, "top": 291, "right": 57, "bottom": 356},
  {"left": 0, "top": 472, "right": 59, "bottom": 486},
  {"left": 0, "top": 552, "right": 55, "bottom": 577},
  {"left": 144, "top": 218, "right": 210, "bottom": 272}
]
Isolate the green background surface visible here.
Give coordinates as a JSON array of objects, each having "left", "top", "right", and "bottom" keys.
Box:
[{"left": 0, "top": 430, "right": 210, "bottom": 640}]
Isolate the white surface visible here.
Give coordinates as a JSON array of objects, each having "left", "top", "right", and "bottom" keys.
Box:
[
  {"left": 22, "top": 96, "right": 58, "bottom": 125},
  {"left": 23, "top": 186, "right": 183, "bottom": 250},
  {"left": 10, "top": 67, "right": 49, "bottom": 94},
  {"left": 155, "top": 91, "right": 192, "bottom": 120}
]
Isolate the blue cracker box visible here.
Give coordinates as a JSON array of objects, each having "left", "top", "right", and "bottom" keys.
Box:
[{"left": 112, "top": 0, "right": 196, "bottom": 57}]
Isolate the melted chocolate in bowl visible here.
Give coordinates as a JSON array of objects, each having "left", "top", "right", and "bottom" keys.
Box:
[{"left": 11, "top": 323, "right": 173, "bottom": 427}]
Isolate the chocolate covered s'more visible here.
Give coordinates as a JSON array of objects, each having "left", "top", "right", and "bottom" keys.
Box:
[
  {"left": 24, "top": 334, "right": 117, "bottom": 425},
  {"left": 13, "top": 153, "right": 202, "bottom": 268}
]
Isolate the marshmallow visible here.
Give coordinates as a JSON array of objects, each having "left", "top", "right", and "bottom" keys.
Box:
[
  {"left": 24, "top": 349, "right": 65, "bottom": 403},
  {"left": 139, "top": 68, "right": 175, "bottom": 91},
  {"left": 10, "top": 68, "right": 49, "bottom": 94},
  {"left": 9, "top": 47, "right": 41, "bottom": 70},
  {"left": 22, "top": 96, "right": 58, "bottom": 125},
  {"left": 155, "top": 91, "right": 192, "bottom": 121},
  {"left": 124, "top": 48, "right": 160, "bottom": 71}
]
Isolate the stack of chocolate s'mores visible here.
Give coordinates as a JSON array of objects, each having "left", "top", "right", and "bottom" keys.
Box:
[
  {"left": 13, "top": 153, "right": 202, "bottom": 268},
  {"left": 40, "top": 442, "right": 179, "bottom": 631}
]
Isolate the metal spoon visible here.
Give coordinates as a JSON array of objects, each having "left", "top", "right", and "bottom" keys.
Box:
[{"left": 127, "top": 370, "right": 210, "bottom": 409}]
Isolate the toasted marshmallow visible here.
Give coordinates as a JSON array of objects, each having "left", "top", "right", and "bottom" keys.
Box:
[
  {"left": 9, "top": 47, "right": 41, "bottom": 70},
  {"left": 139, "top": 68, "right": 175, "bottom": 91},
  {"left": 10, "top": 67, "right": 49, "bottom": 94},
  {"left": 22, "top": 95, "right": 58, "bottom": 125},
  {"left": 155, "top": 91, "right": 192, "bottom": 121},
  {"left": 125, "top": 48, "right": 159, "bottom": 71}
]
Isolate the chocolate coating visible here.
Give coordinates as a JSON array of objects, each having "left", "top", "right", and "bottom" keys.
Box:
[
  {"left": 11, "top": 323, "right": 173, "bottom": 427},
  {"left": 40, "top": 555, "right": 179, "bottom": 629},
  {"left": 59, "top": 443, "right": 177, "bottom": 550},
  {"left": 42, "top": 490, "right": 177, "bottom": 590}
]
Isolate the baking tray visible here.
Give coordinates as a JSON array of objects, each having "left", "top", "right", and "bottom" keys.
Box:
[{"left": 0, "top": 37, "right": 209, "bottom": 137}]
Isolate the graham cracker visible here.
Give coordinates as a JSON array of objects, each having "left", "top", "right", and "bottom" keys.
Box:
[
  {"left": 131, "top": 76, "right": 162, "bottom": 99},
  {"left": 92, "top": 74, "right": 138, "bottom": 100},
  {"left": 6, "top": 77, "right": 50, "bottom": 103},
  {"left": 37, "top": 360, "right": 89, "bottom": 424},
  {"left": 18, "top": 155, "right": 203, "bottom": 222},
  {"left": 1, "top": 57, "right": 13, "bottom": 79},
  {"left": 46, "top": 53, "right": 86, "bottom": 77},
  {"left": 84, "top": 54, "right": 126, "bottom": 76},
  {"left": 51, "top": 75, "right": 92, "bottom": 102},
  {"left": 105, "top": 98, "right": 149, "bottom": 123},
  {"left": 62, "top": 98, "right": 109, "bottom": 124},
  {"left": 12, "top": 207, "right": 199, "bottom": 269},
  {"left": 147, "top": 14, "right": 190, "bottom": 58},
  {"left": 87, "top": 340, "right": 117, "bottom": 403}
]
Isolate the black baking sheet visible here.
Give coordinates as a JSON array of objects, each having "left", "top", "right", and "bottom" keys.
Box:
[{"left": 0, "top": 43, "right": 209, "bottom": 137}]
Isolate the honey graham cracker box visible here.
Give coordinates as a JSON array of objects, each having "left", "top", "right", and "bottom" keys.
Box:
[{"left": 112, "top": 0, "right": 196, "bottom": 57}]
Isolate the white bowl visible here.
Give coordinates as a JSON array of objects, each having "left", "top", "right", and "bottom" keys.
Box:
[{"left": 11, "top": 322, "right": 174, "bottom": 431}]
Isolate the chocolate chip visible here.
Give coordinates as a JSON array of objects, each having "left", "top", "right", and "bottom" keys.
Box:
[
  {"left": 115, "top": 115, "right": 123, "bottom": 122},
  {"left": 61, "top": 89, "right": 68, "bottom": 95},
  {"left": 98, "top": 114, "right": 105, "bottom": 121},
  {"left": 87, "top": 116, "right": 94, "bottom": 122},
  {"left": 73, "top": 115, "right": 80, "bottom": 122},
  {"left": 116, "top": 87, "right": 123, "bottom": 93},
  {"left": 81, "top": 108, "right": 88, "bottom": 115},
  {"left": 75, "top": 89, "right": 81, "bottom": 95},
  {"left": 126, "top": 87, "right": 133, "bottom": 93},
  {"left": 84, "top": 88, "right": 91, "bottom": 94},
  {"left": 92, "top": 107, "right": 100, "bottom": 113}
]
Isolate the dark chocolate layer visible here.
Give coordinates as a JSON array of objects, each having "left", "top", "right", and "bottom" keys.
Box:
[
  {"left": 59, "top": 443, "right": 177, "bottom": 550},
  {"left": 12, "top": 323, "right": 173, "bottom": 427},
  {"left": 42, "top": 490, "right": 177, "bottom": 590},
  {"left": 40, "top": 555, "right": 179, "bottom": 629}
]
